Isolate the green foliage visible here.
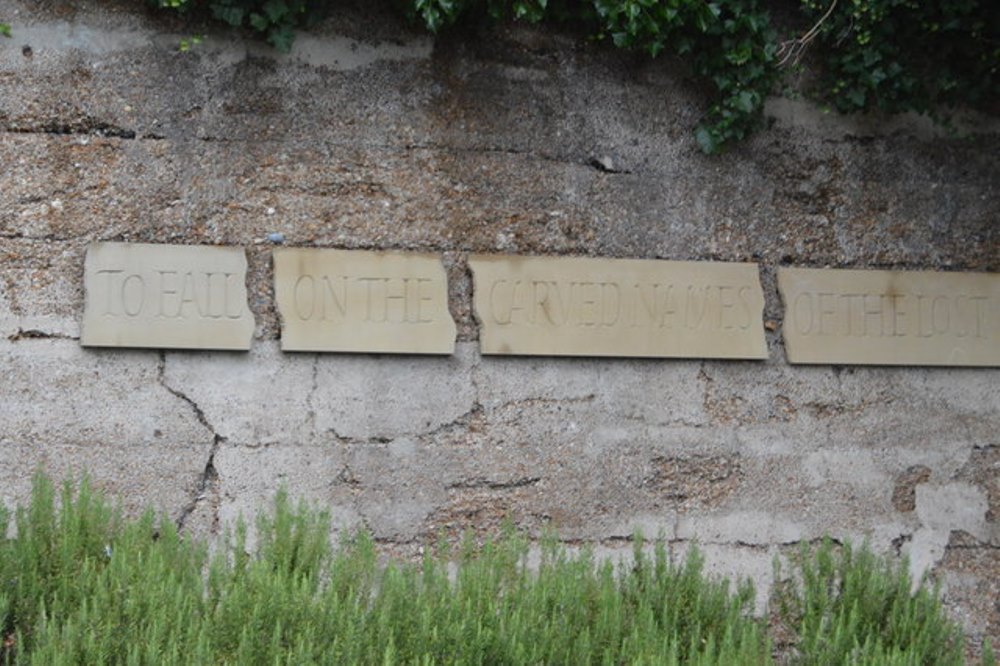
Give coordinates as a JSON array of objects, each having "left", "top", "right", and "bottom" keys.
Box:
[
  {"left": 773, "top": 537, "right": 967, "bottom": 665},
  {"left": 589, "top": 0, "right": 778, "bottom": 153},
  {"left": 400, "top": 0, "right": 778, "bottom": 152},
  {"left": 178, "top": 34, "right": 203, "bottom": 52},
  {"left": 0, "top": 473, "right": 207, "bottom": 664},
  {"left": 800, "top": 0, "right": 999, "bottom": 117},
  {"left": 145, "top": 0, "right": 998, "bottom": 152},
  {"left": 0, "top": 23, "right": 11, "bottom": 38},
  {"left": 0, "top": 474, "right": 769, "bottom": 664},
  {"left": 148, "top": 0, "right": 330, "bottom": 51},
  {"left": 0, "top": 474, "right": 990, "bottom": 664},
  {"left": 408, "top": 0, "right": 557, "bottom": 32}
]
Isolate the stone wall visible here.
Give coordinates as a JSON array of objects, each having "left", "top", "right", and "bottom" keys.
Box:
[{"left": 1, "top": 0, "right": 997, "bottom": 650}]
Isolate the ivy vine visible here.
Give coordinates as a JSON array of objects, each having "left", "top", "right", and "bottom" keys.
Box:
[
  {"left": 140, "top": 1, "right": 999, "bottom": 151},
  {"left": 798, "top": 0, "right": 998, "bottom": 117}
]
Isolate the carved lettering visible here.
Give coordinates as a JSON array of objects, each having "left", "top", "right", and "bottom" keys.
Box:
[
  {"left": 736, "top": 286, "right": 753, "bottom": 330},
  {"left": 602, "top": 282, "right": 621, "bottom": 326},
  {"left": 487, "top": 279, "right": 763, "bottom": 334},
  {"left": 531, "top": 280, "right": 551, "bottom": 325},
  {"left": 82, "top": 243, "right": 254, "bottom": 350},
  {"left": 490, "top": 280, "right": 511, "bottom": 325},
  {"left": 95, "top": 266, "right": 247, "bottom": 323},
  {"left": 785, "top": 289, "right": 993, "bottom": 341},
  {"left": 294, "top": 275, "right": 316, "bottom": 320},
  {"left": 289, "top": 275, "right": 440, "bottom": 325},
  {"left": 120, "top": 274, "right": 145, "bottom": 317},
  {"left": 157, "top": 270, "right": 179, "bottom": 317},
  {"left": 323, "top": 275, "right": 348, "bottom": 320},
  {"left": 273, "top": 249, "right": 455, "bottom": 354},
  {"left": 97, "top": 269, "right": 124, "bottom": 316},
  {"left": 683, "top": 285, "right": 708, "bottom": 329},
  {"left": 484, "top": 277, "right": 769, "bottom": 336},
  {"left": 415, "top": 278, "right": 434, "bottom": 324},
  {"left": 470, "top": 255, "right": 767, "bottom": 359},
  {"left": 778, "top": 267, "right": 1000, "bottom": 366}
]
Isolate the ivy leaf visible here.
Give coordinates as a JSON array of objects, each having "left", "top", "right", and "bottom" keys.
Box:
[
  {"left": 695, "top": 126, "right": 719, "bottom": 154},
  {"left": 262, "top": 0, "right": 289, "bottom": 23},
  {"left": 732, "top": 90, "right": 756, "bottom": 113},
  {"left": 268, "top": 24, "right": 296, "bottom": 51},
  {"left": 249, "top": 12, "right": 270, "bottom": 32},
  {"left": 846, "top": 87, "right": 867, "bottom": 107},
  {"left": 862, "top": 48, "right": 882, "bottom": 67},
  {"left": 726, "top": 44, "right": 752, "bottom": 66},
  {"left": 211, "top": 5, "right": 245, "bottom": 27}
]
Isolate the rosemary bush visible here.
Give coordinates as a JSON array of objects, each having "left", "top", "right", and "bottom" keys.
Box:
[{"left": 0, "top": 474, "right": 991, "bottom": 664}]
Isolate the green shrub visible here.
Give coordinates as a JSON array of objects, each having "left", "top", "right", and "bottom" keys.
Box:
[
  {"left": 0, "top": 473, "right": 768, "bottom": 664},
  {"left": 0, "top": 475, "right": 206, "bottom": 664},
  {"left": 773, "top": 537, "right": 967, "bottom": 665},
  {"left": 0, "top": 473, "right": 990, "bottom": 664}
]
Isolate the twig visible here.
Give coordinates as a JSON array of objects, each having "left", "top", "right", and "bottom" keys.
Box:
[{"left": 777, "top": 0, "right": 838, "bottom": 67}]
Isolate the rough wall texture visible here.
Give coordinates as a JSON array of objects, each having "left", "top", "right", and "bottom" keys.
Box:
[{"left": 1, "top": 0, "right": 998, "bottom": 651}]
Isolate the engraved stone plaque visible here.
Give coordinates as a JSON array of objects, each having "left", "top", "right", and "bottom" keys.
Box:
[
  {"left": 273, "top": 248, "right": 456, "bottom": 354},
  {"left": 469, "top": 254, "right": 768, "bottom": 359},
  {"left": 778, "top": 267, "right": 1000, "bottom": 366},
  {"left": 81, "top": 242, "right": 255, "bottom": 350}
]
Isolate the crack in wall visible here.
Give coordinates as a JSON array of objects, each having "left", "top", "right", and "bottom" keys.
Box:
[
  {"left": 558, "top": 535, "right": 636, "bottom": 547},
  {"left": 6, "top": 328, "right": 78, "bottom": 341},
  {"left": 620, "top": 411, "right": 707, "bottom": 429},
  {"left": 416, "top": 402, "right": 484, "bottom": 441},
  {"left": 447, "top": 476, "right": 541, "bottom": 490},
  {"left": 588, "top": 156, "right": 632, "bottom": 174},
  {"left": 0, "top": 232, "right": 77, "bottom": 242},
  {"left": 493, "top": 394, "right": 596, "bottom": 411},
  {"left": 326, "top": 400, "right": 486, "bottom": 446},
  {"left": 174, "top": 436, "right": 220, "bottom": 532},
  {"left": 698, "top": 360, "right": 711, "bottom": 407},
  {"left": 5, "top": 124, "right": 135, "bottom": 139},
  {"left": 326, "top": 427, "right": 393, "bottom": 446},
  {"left": 668, "top": 535, "right": 846, "bottom": 551},
  {"left": 194, "top": 135, "right": 237, "bottom": 143},
  {"left": 5, "top": 128, "right": 634, "bottom": 175},
  {"left": 306, "top": 354, "right": 319, "bottom": 442},
  {"left": 401, "top": 141, "right": 631, "bottom": 173},
  {"left": 3, "top": 120, "right": 166, "bottom": 141},
  {"left": 157, "top": 352, "right": 223, "bottom": 532}
]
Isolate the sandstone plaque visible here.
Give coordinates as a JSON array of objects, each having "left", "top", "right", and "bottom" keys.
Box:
[
  {"left": 469, "top": 254, "right": 768, "bottom": 359},
  {"left": 273, "top": 248, "right": 456, "bottom": 354},
  {"left": 778, "top": 267, "right": 1000, "bottom": 366},
  {"left": 81, "top": 242, "right": 255, "bottom": 350}
]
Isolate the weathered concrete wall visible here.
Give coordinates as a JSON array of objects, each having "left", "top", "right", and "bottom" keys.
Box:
[{"left": 1, "top": 0, "right": 997, "bottom": 649}]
